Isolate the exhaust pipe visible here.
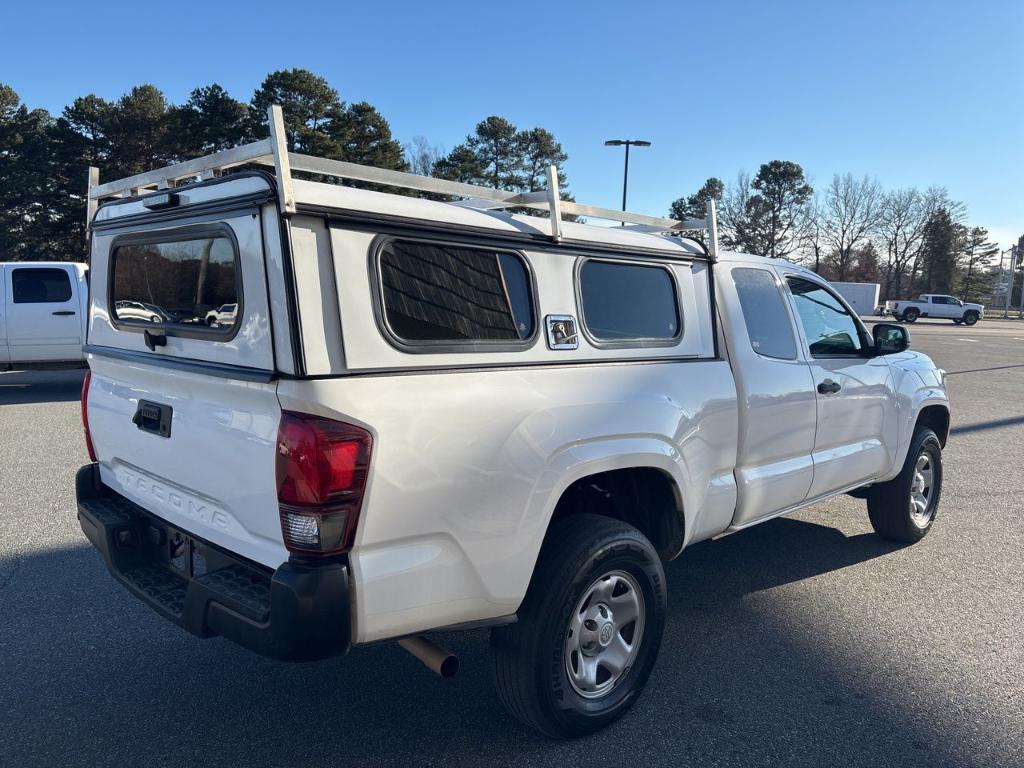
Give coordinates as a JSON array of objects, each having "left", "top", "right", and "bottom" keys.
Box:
[{"left": 399, "top": 636, "right": 459, "bottom": 678}]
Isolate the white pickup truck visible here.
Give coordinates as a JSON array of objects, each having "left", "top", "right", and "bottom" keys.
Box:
[
  {"left": 1, "top": 262, "right": 88, "bottom": 369},
  {"left": 76, "top": 109, "right": 951, "bottom": 738},
  {"left": 885, "top": 293, "right": 984, "bottom": 325}
]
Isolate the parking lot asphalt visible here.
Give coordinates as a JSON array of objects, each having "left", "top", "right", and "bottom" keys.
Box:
[{"left": 2, "top": 320, "right": 1023, "bottom": 768}]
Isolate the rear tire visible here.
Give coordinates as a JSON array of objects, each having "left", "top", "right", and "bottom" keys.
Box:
[
  {"left": 491, "top": 514, "right": 666, "bottom": 738},
  {"left": 903, "top": 308, "right": 919, "bottom": 323},
  {"left": 963, "top": 311, "right": 979, "bottom": 326},
  {"left": 867, "top": 427, "right": 942, "bottom": 543}
]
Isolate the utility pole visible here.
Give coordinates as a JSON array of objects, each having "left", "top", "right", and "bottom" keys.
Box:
[
  {"left": 604, "top": 139, "right": 651, "bottom": 225},
  {"left": 999, "top": 247, "right": 1010, "bottom": 317},
  {"left": 1016, "top": 245, "right": 1024, "bottom": 318},
  {"left": 1004, "top": 245, "right": 1018, "bottom": 319}
]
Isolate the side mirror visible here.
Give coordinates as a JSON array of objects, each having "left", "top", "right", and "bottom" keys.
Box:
[{"left": 873, "top": 323, "right": 910, "bottom": 355}]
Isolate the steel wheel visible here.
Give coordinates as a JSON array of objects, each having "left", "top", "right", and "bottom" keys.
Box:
[
  {"left": 909, "top": 452, "right": 935, "bottom": 528},
  {"left": 564, "top": 570, "right": 645, "bottom": 699}
]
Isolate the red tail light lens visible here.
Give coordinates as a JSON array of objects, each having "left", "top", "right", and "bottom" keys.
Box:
[
  {"left": 81, "top": 370, "right": 97, "bottom": 462},
  {"left": 275, "top": 412, "right": 372, "bottom": 555}
]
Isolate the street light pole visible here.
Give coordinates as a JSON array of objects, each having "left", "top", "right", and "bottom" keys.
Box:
[
  {"left": 1005, "top": 246, "right": 1018, "bottom": 319},
  {"left": 604, "top": 139, "right": 651, "bottom": 225}
]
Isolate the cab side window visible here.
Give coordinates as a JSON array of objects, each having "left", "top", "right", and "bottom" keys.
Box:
[
  {"left": 12, "top": 268, "right": 72, "bottom": 303},
  {"left": 732, "top": 267, "right": 797, "bottom": 360},
  {"left": 786, "top": 277, "right": 863, "bottom": 357}
]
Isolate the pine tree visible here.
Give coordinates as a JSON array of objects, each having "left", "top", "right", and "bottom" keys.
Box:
[
  {"left": 250, "top": 69, "right": 343, "bottom": 154},
  {"left": 919, "top": 208, "right": 958, "bottom": 293},
  {"left": 669, "top": 177, "right": 724, "bottom": 221},
  {"left": 732, "top": 161, "right": 812, "bottom": 259},
  {"left": 956, "top": 226, "right": 999, "bottom": 302},
  {"left": 171, "top": 84, "right": 249, "bottom": 158},
  {"left": 328, "top": 101, "right": 406, "bottom": 170}
]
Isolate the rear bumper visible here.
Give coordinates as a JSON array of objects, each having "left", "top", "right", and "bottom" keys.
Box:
[{"left": 75, "top": 463, "right": 350, "bottom": 661}]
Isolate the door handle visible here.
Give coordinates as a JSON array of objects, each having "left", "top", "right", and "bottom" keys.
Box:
[
  {"left": 817, "top": 379, "right": 842, "bottom": 395},
  {"left": 52, "top": 310, "right": 76, "bottom": 316}
]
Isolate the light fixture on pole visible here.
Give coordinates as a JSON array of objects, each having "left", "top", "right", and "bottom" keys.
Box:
[{"left": 604, "top": 139, "right": 651, "bottom": 225}]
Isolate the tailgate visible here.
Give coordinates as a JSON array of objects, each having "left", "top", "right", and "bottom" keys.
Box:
[
  {"left": 87, "top": 361, "right": 284, "bottom": 567},
  {"left": 85, "top": 203, "right": 287, "bottom": 568}
]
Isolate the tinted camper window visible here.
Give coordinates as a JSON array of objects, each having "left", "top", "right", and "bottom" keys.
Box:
[
  {"left": 377, "top": 239, "right": 534, "bottom": 345},
  {"left": 110, "top": 232, "right": 239, "bottom": 333},
  {"left": 579, "top": 260, "right": 680, "bottom": 343}
]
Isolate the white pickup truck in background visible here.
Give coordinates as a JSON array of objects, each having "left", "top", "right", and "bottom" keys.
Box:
[
  {"left": 885, "top": 293, "right": 984, "bottom": 325},
  {"left": 1, "top": 262, "right": 88, "bottom": 369}
]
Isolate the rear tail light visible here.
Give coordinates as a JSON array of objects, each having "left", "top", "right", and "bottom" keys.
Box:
[
  {"left": 275, "top": 411, "right": 372, "bottom": 555},
  {"left": 81, "top": 370, "right": 97, "bottom": 462}
]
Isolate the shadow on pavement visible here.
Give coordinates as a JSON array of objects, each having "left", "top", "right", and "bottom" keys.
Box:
[
  {"left": 0, "top": 516, "right": 983, "bottom": 768},
  {"left": 946, "top": 363, "right": 1024, "bottom": 376},
  {"left": 949, "top": 415, "right": 1024, "bottom": 436},
  {"left": 0, "top": 369, "right": 87, "bottom": 406}
]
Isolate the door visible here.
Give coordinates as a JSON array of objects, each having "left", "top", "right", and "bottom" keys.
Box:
[
  {"left": 720, "top": 266, "right": 818, "bottom": 527},
  {"left": 781, "top": 273, "right": 897, "bottom": 498},
  {"left": 4, "top": 265, "right": 83, "bottom": 362},
  {"left": 931, "top": 296, "right": 959, "bottom": 318}
]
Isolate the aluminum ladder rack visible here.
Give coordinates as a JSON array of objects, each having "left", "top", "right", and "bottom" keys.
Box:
[{"left": 88, "top": 106, "right": 718, "bottom": 257}]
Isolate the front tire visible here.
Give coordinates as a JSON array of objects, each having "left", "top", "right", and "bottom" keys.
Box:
[
  {"left": 963, "top": 311, "right": 979, "bottom": 326},
  {"left": 867, "top": 427, "right": 943, "bottom": 542},
  {"left": 491, "top": 514, "right": 666, "bottom": 738},
  {"left": 903, "top": 308, "right": 919, "bottom": 323}
]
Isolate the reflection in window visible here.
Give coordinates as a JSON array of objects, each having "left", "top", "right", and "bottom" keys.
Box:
[
  {"left": 579, "top": 260, "right": 679, "bottom": 342},
  {"left": 787, "top": 277, "right": 862, "bottom": 356},
  {"left": 379, "top": 239, "right": 534, "bottom": 343},
  {"left": 111, "top": 235, "right": 238, "bottom": 331}
]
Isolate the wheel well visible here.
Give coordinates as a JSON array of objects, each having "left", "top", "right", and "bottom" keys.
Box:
[
  {"left": 916, "top": 405, "right": 950, "bottom": 447},
  {"left": 550, "top": 468, "right": 685, "bottom": 560}
]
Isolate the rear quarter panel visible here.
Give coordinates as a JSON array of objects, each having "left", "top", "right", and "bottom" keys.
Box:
[{"left": 277, "top": 361, "right": 739, "bottom": 644}]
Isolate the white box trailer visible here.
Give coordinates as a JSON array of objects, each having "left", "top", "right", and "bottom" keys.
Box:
[{"left": 831, "top": 282, "right": 880, "bottom": 317}]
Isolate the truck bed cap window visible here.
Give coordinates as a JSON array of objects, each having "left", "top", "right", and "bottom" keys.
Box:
[
  {"left": 377, "top": 238, "right": 534, "bottom": 346},
  {"left": 110, "top": 231, "right": 239, "bottom": 336},
  {"left": 578, "top": 260, "right": 680, "bottom": 344}
]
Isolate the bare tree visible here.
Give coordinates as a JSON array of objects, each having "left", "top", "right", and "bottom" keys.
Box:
[
  {"left": 821, "top": 173, "right": 882, "bottom": 281},
  {"left": 877, "top": 188, "right": 928, "bottom": 299},
  {"left": 718, "top": 171, "right": 751, "bottom": 248},
  {"left": 798, "top": 192, "right": 827, "bottom": 272},
  {"left": 404, "top": 135, "right": 444, "bottom": 177}
]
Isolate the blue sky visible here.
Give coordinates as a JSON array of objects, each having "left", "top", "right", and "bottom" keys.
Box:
[{"left": 4, "top": 0, "right": 1022, "bottom": 247}]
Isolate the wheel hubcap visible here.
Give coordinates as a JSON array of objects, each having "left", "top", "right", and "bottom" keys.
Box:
[
  {"left": 909, "top": 452, "right": 934, "bottom": 527},
  {"left": 564, "top": 570, "right": 645, "bottom": 699}
]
